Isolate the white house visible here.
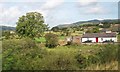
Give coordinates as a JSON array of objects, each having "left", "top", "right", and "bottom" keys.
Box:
[
  {"left": 99, "top": 23, "right": 103, "bottom": 26},
  {"left": 82, "top": 32, "right": 117, "bottom": 43}
]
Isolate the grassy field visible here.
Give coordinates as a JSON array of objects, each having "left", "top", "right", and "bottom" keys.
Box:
[
  {"left": 35, "top": 36, "right": 66, "bottom": 43},
  {"left": 34, "top": 37, "right": 46, "bottom": 43},
  {"left": 2, "top": 33, "right": 119, "bottom": 70},
  {"left": 118, "top": 34, "right": 120, "bottom": 42},
  {"left": 2, "top": 38, "right": 118, "bottom": 70},
  {"left": 34, "top": 31, "right": 83, "bottom": 43}
]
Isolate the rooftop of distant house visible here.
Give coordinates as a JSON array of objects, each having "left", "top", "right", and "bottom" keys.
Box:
[{"left": 82, "top": 32, "right": 116, "bottom": 38}]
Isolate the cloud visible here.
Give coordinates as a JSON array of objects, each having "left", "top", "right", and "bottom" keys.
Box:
[
  {"left": 26, "top": 9, "right": 48, "bottom": 18},
  {"left": 0, "top": 4, "right": 4, "bottom": 19},
  {"left": 41, "top": 0, "right": 64, "bottom": 10},
  {"left": 0, "top": 0, "right": 65, "bottom": 27},
  {"left": 0, "top": 5, "right": 23, "bottom": 26},
  {"left": 77, "top": 0, "right": 98, "bottom": 7},
  {"left": 85, "top": 6, "right": 107, "bottom": 14},
  {"left": 3, "top": 6, "right": 21, "bottom": 18},
  {"left": 0, "top": 0, "right": 46, "bottom": 2},
  {"left": 29, "top": 0, "right": 65, "bottom": 21},
  {"left": 25, "top": 0, "right": 64, "bottom": 17}
]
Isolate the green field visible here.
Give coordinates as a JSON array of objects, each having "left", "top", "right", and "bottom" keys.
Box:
[
  {"left": 35, "top": 37, "right": 46, "bottom": 43},
  {"left": 35, "top": 36, "right": 66, "bottom": 43},
  {"left": 2, "top": 38, "right": 118, "bottom": 70}
]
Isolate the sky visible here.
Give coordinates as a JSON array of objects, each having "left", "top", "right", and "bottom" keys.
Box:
[{"left": 0, "top": 0, "right": 119, "bottom": 28}]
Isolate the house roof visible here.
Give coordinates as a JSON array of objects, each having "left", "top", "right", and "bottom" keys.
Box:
[{"left": 82, "top": 33, "right": 116, "bottom": 38}]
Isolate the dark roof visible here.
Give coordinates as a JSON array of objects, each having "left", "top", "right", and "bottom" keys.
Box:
[{"left": 82, "top": 33, "right": 116, "bottom": 38}]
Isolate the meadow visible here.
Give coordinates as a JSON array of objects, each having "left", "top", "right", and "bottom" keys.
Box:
[{"left": 2, "top": 38, "right": 118, "bottom": 70}]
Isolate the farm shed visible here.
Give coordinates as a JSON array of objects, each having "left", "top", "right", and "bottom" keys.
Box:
[{"left": 82, "top": 32, "right": 117, "bottom": 43}]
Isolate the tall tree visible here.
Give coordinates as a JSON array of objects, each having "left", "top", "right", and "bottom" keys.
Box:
[{"left": 16, "top": 12, "right": 48, "bottom": 38}]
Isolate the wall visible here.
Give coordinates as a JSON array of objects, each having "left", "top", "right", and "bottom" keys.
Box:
[
  {"left": 82, "top": 37, "right": 117, "bottom": 43},
  {"left": 102, "top": 37, "right": 117, "bottom": 42},
  {"left": 82, "top": 38, "right": 96, "bottom": 42}
]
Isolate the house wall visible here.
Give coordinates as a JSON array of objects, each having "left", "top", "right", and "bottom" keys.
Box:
[
  {"left": 82, "top": 37, "right": 117, "bottom": 43},
  {"left": 102, "top": 37, "right": 117, "bottom": 42},
  {"left": 72, "top": 38, "right": 81, "bottom": 44},
  {"left": 82, "top": 38, "right": 96, "bottom": 42}
]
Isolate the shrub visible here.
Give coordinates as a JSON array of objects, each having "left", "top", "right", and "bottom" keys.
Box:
[
  {"left": 2, "top": 38, "right": 47, "bottom": 70},
  {"left": 75, "top": 53, "right": 87, "bottom": 69},
  {"left": 87, "top": 55, "right": 100, "bottom": 65},
  {"left": 45, "top": 33, "right": 59, "bottom": 48},
  {"left": 66, "top": 41, "right": 72, "bottom": 45},
  {"left": 21, "top": 38, "right": 37, "bottom": 48},
  {"left": 95, "top": 44, "right": 118, "bottom": 64},
  {"left": 37, "top": 50, "right": 78, "bottom": 70},
  {"left": 60, "top": 33, "right": 65, "bottom": 36},
  {"left": 2, "top": 31, "right": 11, "bottom": 39}
]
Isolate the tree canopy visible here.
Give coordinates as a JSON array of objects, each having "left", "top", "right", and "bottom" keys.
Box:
[{"left": 16, "top": 12, "right": 48, "bottom": 38}]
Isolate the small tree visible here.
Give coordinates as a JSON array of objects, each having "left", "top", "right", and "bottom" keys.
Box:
[
  {"left": 92, "top": 27, "right": 100, "bottom": 33},
  {"left": 86, "top": 27, "right": 100, "bottom": 33},
  {"left": 45, "top": 33, "right": 59, "bottom": 48},
  {"left": 2, "top": 31, "right": 11, "bottom": 39}
]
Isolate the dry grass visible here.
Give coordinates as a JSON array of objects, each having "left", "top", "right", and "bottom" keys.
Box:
[{"left": 85, "top": 61, "right": 118, "bottom": 70}]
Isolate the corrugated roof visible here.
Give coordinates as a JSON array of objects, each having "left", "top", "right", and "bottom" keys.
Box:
[{"left": 82, "top": 33, "right": 116, "bottom": 38}]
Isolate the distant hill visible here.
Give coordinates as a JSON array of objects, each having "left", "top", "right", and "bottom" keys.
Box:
[
  {"left": 0, "top": 26, "right": 16, "bottom": 31},
  {"left": 55, "top": 19, "right": 118, "bottom": 28}
]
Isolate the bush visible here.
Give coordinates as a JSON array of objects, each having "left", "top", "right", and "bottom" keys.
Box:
[
  {"left": 45, "top": 33, "right": 59, "bottom": 48},
  {"left": 66, "top": 41, "right": 72, "bottom": 45},
  {"left": 75, "top": 53, "right": 87, "bottom": 69},
  {"left": 95, "top": 44, "right": 118, "bottom": 64},
  {"left": 21, "top": 38, "right": 37, "bottom": 48},
  {"left": 2, "top": 31, "right": 11, "bottom": 39},
  {"left": 2, "top": 38, "right": 47, "bottom": 70},
  {"left": 36, "top": 49, "right": 78, "bottom": 70},
  {"left": 87, "top": 55, "right": 99, "bottom": 65}
]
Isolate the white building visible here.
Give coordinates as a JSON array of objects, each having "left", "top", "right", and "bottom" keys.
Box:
[
  {"left": 82, "top": 33, "right": 117, "bottom": 43},
  {"left": 99, "top": 23, "right": 103, "bottom": 26}
]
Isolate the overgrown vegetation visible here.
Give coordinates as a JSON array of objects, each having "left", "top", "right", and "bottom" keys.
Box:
[{"left": 2, "top": 39, "right": 118, "bottom": 70}]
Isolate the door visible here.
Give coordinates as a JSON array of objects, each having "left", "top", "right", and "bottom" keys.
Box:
[{"left": 96, "top": 37, "right": 98, "bottom": 42}]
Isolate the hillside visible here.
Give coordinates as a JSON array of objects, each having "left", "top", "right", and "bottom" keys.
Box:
[
  {"left": 55, "top": 19, "right": 118, "bottom": 28},
  {"left": 0, "top": 26, "right": 16, "bottom": 31}
]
